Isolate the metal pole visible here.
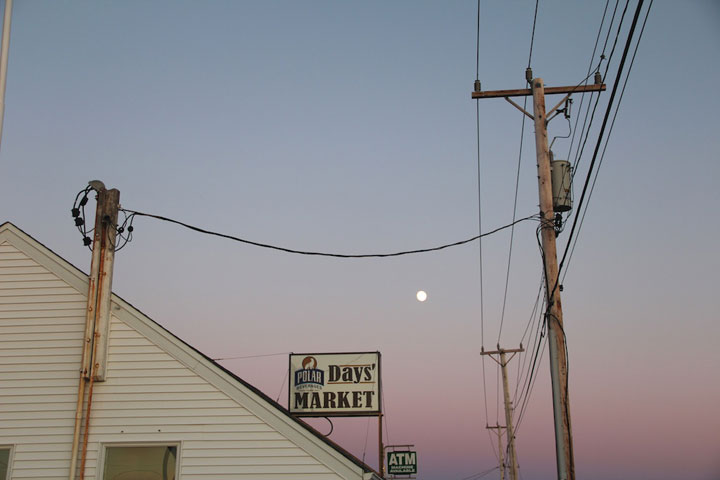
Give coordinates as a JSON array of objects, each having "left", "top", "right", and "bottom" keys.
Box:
[
  {"left": 378, "top": 413, "right": 384, "bottom": 478},
  {"left": 500, "top": 351, "right": 519, "bottom": 480},
  {"left": 0, "top": 0, "right": 12, "bottom": 150},
  {"left": 531, "top": 78, "right": 574, "bottom": 480}
]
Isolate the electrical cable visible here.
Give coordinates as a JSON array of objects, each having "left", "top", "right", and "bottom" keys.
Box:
[
  {"left": 275, "top": 368, "right": 289, "bottom": 403},
  {"left": 567, "top": 0, "right": 611, "bottom": 161},
  {"left": 459, "top": 466, "right": 499, "bottom": 480},
  {"left": 562, "top": 0, "right": 653, "bottom": 283},
  {"left": 213, "top": 352, "right": 290, "bottom": 361},
  {"left": 118, "top": 208, "right": 537, "bottom": 259},
  {"left": 512, "top": 276, "right": 544, "bottom": 403},
  {"left": 512, "top": 225, "right": 551, "bottom": 428},
  {"left": 497, "top": 86, "right": 529, "bottom": 344},
  {"left": 475, "top": 0, "right": 480, "bottom": 81},
  {"left": 555, "top": 0, "right": 646, "bottom": 298},
  {"left": 513, "top": 301, "right": 545, "bottom": 418},
  {"left": 571, "top": 0, "right": 622, "bottom": 177},
  {"left": 474, "top": 0, "right": 493, "bottom": 455},
  {"left": 527, "top": 0, "right": 539, "bottom": 70},
  {"left": 474, "top": 2, "right": 500, "bottom": 462},
  {"left": 514, "top": 287, "right": 548, "bottom": 431},
  {"left": 361, "top": 416, "right": 371, "bottom": 463},
  {"left": 514, "top": 334, "right": 547, "bottom": 433}
]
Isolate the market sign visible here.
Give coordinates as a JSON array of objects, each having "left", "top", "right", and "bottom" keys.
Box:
[
  {"left": 387, "top": 451, "right": 417, "bottom": 475},
  {"left": 289, "top": 352, "right": 380, "bottom": 417}
]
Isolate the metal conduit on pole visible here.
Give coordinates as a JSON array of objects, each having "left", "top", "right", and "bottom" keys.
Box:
[{"left": 0, "top": 0, "right": 13, "bottom": 151}]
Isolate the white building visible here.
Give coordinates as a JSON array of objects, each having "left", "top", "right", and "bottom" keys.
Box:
[{"left": 0, "top": 222, "right": 381, "bottom": 480}]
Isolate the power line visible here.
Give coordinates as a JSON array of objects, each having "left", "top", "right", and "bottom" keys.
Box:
[
  {"left": 459, "top": 466, "right": 500, "bottom": 480},
  {"left": 213, "top": 352, "right": 289, "bottom": 361},
  {"left": 567, "top": 0, "right": 611, "bottom": 161},
  {"left": 562, "top": 0, "right": 653, "bottom": 282},
  {"left": 119, "top": 208, "right": 537, "bottom": 259},
  {"left": 475, "top": 0, "right": 481, "bottom": 80},
  {"left": 275, "top": 367, "right": 289, "bottom": 403},
  {"left": 498, "top": 1, "right": 540, "bottom": 342},
  {"left": 512, "top": 275, "right": 544, "bottom": 402},
  {"left": 557, "top": 0, "right": 646, "bottom": 286},
  {"left": 527, "top": 0, "right": 540, "bottom": 70},
  {"left": 474, "top": 0, "right": 495, "bottom": 457},
  {"left": 571, "top": 0, "right": 623, "bottom": 177}
]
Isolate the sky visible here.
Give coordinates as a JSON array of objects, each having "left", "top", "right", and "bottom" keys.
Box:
[{"left": 1, "top": 1, "right": 719, "bottom": 479}]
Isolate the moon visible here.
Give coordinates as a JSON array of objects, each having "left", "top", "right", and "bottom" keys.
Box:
[{"left": 416, "top": 290, "right": 427, "bottom": 302}]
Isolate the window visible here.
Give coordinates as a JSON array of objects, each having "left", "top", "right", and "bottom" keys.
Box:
[
  {"left": 103, "top": 445, "right": 177, "bottom": 480},
  {"left": 0, "top": 448, "right": 10, "bottom": 480}
]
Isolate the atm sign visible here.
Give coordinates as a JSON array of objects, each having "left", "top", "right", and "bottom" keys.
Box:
[{"left": 387, "top": 451, "right": 417, "bottom": 475}]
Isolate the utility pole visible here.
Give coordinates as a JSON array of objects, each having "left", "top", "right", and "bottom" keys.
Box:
[
  {"left": 480, "top": 346, "right": 524, "bottom": 480},
  {"left": 486, "top": 424, "right": 505, "bottom": 480},
  {"left": 473, "top": 76, "right": 605, "bottom": 480},
  {"left": 69, "top": 181, "right": 120, "bottom": 480}
]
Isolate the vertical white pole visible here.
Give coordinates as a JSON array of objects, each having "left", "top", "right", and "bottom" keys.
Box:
[{"left": 0, "top": 0, "right": 12, "bottom": 150}]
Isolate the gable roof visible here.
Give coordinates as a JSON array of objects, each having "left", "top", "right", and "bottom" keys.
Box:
[{"left": 0, "top": 221, "right": 381, "bottom": 480}]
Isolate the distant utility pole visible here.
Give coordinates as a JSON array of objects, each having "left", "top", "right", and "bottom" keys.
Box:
[
  {"left": 473, "top": 75, "right": 606, "bottom": 480},
  {"left": 486, "top": 424, "right": 505, "bottom": 480},
  {"left": 481, "top": 346, "right": 524, "bottom": 480}
]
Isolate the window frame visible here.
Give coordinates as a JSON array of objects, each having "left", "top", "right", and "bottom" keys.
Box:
[
  {"left": 97, "top": 441, "right": 182, "bottom": 480},
  {"left": 0, "top": 445, "right": 14, "bottom": 480}
]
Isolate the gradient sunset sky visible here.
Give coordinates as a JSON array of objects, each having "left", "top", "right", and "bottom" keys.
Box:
[{"left": 1, "top": 1, "right": 718, "bottom": 479}]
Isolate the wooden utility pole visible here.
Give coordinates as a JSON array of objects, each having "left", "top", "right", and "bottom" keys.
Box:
[
  {"left": 480, "top": 346, "right": 524, "bottom": 480},
  {"left": 69, "top": 181, "right": 120, "bottom": 480},
  {"left": 486, "top": 424, "right": 505, "bottom": 480},
  {"left": 473, "top": 77, "right": 605, "bottom": 480}
]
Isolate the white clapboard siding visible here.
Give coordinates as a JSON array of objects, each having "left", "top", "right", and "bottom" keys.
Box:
[
  {"left": 0, "top": 240, "right": 86, "bottom": 479},
  {"left": 1, "top": 226, "right": 376, "bottom": 480}
]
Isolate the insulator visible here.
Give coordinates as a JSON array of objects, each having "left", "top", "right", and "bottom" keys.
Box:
[
  {"left": 83, "top": 237, "right": 92, "bottom": 246},
  {"left": 71, "top": 208, "right": 80, "bottom": 218},
  {"left": 74, "top": 217, "right": 84, "bottom": 227},
  {"left": 594, "top": 72, "right": 602, "bottom": 84}
]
